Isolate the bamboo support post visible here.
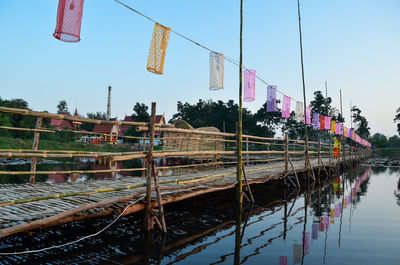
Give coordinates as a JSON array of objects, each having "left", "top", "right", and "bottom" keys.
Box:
[
  {"left": 288, "top": 155, "right": 301, "bottom": 188},
  {"left": 151, "top": 160, "right": 167, "bottom": 233},
  {"left": 30, "top": 117, "right": 42, "bottom": 184},
  {"left": 142, "top": 132, "right": 147, "bottom": 177},
  {"left": 241, "top": 164, "right": 254, "bottom": 203},
  {"left": 318, "top": 139, "right": 321, "bottom": 165},
  {"left": 285, "top": 132, "right": 289, "bottom": 172},
  {"left": 145, "top": 102, "right": 156, "bottom": 231},
  {"left": 246, "top": 137, "right": 249, "bottom": 166}
]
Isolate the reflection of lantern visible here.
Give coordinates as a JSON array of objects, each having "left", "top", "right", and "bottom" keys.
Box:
[
  {"left": 53, "top": 0, "right": 85, "bottom": 42},
  {"left": 147, "top": 23, "right": 171, "bottom": 75}
]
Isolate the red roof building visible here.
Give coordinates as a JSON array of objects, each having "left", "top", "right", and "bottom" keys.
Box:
[
  {"left": 92, "top": 124, "right": 120, "bottom": 144},
  {"left": 50, "top": 119, "right": 75, "bottom": 131}
]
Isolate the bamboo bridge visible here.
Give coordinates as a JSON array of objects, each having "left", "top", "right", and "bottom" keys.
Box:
[{"left": 0, "top": 104, "right": 370, "bottom": 239}]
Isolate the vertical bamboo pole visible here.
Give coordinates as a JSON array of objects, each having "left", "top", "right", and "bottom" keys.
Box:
[
  {"left": 236, "top": 0, "right": 244, "bottom": 205},
  {"left": 329, "top": 134, "right": 332, "bottom": 163},
  {"left": 142, "top": 132, "right": 147, "bottom": 177},
  {"left": 285, "top": 132, "right": 289, "bottom": 172},
  {"left": 296, "top": 0, "right": 310, "bottom": 176},
  {"left": 246, "top": 137, "right": 249, "bottom": 166},
  {"left": 30, "top": 117, "right": 42, "bottom": 184},
  {"left": 318, "top": 139, "right": 321, "bottom": 165},
  {"left": 145, "top": 102, "right": 156, "bottom": 231}
]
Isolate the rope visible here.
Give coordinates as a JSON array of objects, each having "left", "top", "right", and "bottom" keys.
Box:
[
  {"left": 0, "top": 196, "right": 144, "bottom": 256},
  {"left": 112, "top": 0, "right": 304, "bottom": 103}
]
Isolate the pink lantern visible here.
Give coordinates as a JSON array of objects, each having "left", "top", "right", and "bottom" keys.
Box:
[
  {"left": 325, "top": 116, "right": 331, "bottom": 130},
  {"left": 53, "top": 0, "right": 85, "bottom": 42},
  {"left": 305, "top": 106, "right": 311, "bottom": 124},
  {"left": 282, "top": 95, "right": 291, "bottom": 118},
  {"left": 243, "top": 69, "right": 256, "bottom": 102}
]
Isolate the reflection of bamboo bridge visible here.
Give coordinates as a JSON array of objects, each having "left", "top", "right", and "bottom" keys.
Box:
[{"left": 0, "top": 104, "right": 371, "bottom": 238}]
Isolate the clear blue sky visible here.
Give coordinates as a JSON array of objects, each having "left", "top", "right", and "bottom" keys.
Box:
[{"left": 0, "top": 0, "right": 399, "bottom": 136}]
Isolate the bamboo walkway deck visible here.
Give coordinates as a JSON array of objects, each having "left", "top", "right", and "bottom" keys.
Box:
[{"left": 0, "top": 157, "right": 343, "bottom": 238}]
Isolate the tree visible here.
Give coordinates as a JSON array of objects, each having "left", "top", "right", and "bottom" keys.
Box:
[
  {"left": 352, "top": 106, "right": 370, "bottom": 138},
  {"left": 80, "top": 112, "right": 107, "bottom": 132},
  {"left": 0, "top": 97, "right": 35, "bottom": 138},
  {"left": 394, "top": 107, "right": 400, "bottom": 136},
  {"left": 57, "top": 100, "right": 69, "bottom": 114},
  {"left": 310, "top": 91, "right": 332, "bottom": 116},
  {"left": 388, "top": 135, "right": 400, "bottom": 147},
  {"left": 132, "top": 103, "right": 149, "bottom": 122},
  {"left": 370, "top": 133, "right": 388, "bottom": 148},
  {"left": 124, "top": 103, "right": 150, "bottom": 141}
]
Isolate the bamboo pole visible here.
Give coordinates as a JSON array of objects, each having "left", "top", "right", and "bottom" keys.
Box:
[
  {"left": 0, "top": 125, "right": 54, "bottom": 133},
  {"left": 0, "top": 151, "right": 146, "bottom": 159},
  {"left": 0, "top": 106, "right": 150, "bottom": 127},
  {"left": 285, "top": 132, "right": 289, "bottom": 172},
  {"left": 30, "top": 117, "right": 42, "bottom": 184},
  {"left": 0, "top": 167, "right": 145, "bottom": 176},
  {"left": 142, "top": 132, "right": 147, "bottom": 177},
  {"left": 137, "top": 126, "right": 283, "bottom": 142},
  {"left": 145, "top": 102, "right": 156, "bottom": 231}
]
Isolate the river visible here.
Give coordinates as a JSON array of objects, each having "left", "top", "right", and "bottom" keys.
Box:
[{"left": 0, "top": 165, "right": 399, "bottom": 264}]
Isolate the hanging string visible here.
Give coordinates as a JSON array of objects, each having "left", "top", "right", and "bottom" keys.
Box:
[{"left": 113, "top": 0, "right": 305, "bottom": 103}]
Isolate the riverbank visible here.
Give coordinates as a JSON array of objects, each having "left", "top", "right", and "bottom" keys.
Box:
[
  {"left": 0, "top": 136, "right": 132, "bottom": 152},
  {"left": 363, "top": 157, "right": 400, "bottom": 168}
]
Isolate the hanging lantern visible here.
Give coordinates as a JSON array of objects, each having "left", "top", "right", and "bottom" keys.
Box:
[
  {"left": 313, "top": 113, "right": 320, "bottom": 129},
  {"left": 53, "top": 0, "right": 85, "bottom": 42},
  {"left": 209, "top": 52, "right": 224, "bottom": 90},
  {"left": 147, "top": 23, "right": 171, "bottom": 75},
  {"left": 281, "top": 95, "right": 291, "bottom": 118},
  {"left": 243, "top": 69, "right": 256, "bottom": 102},
  {"left": 325, "top": 116, "right": 331, "bottom": 130},
  {"left": 266, "top": 85, "right": 277, "bottom": 112},
  {"left": 305, "top": 106, "right": 311, "bottom": 124},
  {"left": 295, "top": 101, "right": 303, "bottom": 122}
]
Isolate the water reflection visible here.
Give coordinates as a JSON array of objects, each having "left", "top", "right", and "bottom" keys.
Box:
[
  {"left": 0, "top": 157, "right": 143, "bottom": 184},
  {"left": 2, "top": 166, "right": 397, "bottom": 265}
]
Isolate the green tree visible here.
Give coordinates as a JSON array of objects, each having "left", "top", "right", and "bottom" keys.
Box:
[
  {"left": 57, "top": 100, "right": 69, "bottom": 114},
  {"left": 131, "top": 103, "right": 149, "bottom": 122},
  {"left": 124, "top": 103, "right": 150, "bottom": 141},
  {"left": 80, "top": 112, "right": 107, "bottom": 132},
  {"left": 388, "top": 135, "right": 400, "bottom": 147},
  {"left": 352, "top": 106, "right": 370, "bottom": 138},
  {"left": 0, "top": 97, "right": 36, "bottom": 138},
  {"left": 394, "top": 107, "right": 400, "bottom": 136},
  {"left": 310, "top": 91, "right": 332, "bottom": 116},
  {"left": 370, "top": 133, "right": 388, "bottom": 148}
]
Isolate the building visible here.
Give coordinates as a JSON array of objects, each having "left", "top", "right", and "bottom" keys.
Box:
[
  {"left": 92, "top": 122, "right": 120, "bottom": 144},
  {"left": 49, "top": 108, "right": 81, "bottom": 131}
]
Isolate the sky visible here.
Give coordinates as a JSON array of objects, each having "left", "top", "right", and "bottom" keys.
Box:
[{"left": 0, "top": 0, "right": 399, "bottom": 137}]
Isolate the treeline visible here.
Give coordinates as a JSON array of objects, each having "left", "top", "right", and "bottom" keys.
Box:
[
  {"left": 0, "top": 92, "right": 374, "bottom": 144},
  {"left": 369, "top": 133, "right": 400, "bottom": 148}
]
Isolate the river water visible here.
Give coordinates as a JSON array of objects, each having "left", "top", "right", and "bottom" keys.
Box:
[{"left": 1, "top": 165, "right": 399, "bottom": 264}]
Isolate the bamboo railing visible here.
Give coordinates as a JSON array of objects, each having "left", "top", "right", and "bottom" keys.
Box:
[{"left": 0, "top": 104, "right": 371, "bottom": 237}]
